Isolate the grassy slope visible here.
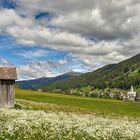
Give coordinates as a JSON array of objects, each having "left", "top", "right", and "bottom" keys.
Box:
[{"left": 15, "top": 89, "right": 140, "bottom": 117}]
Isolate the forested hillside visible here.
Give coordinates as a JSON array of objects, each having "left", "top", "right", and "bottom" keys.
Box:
[{"left": 44, "top": 54, "right": 140, "bottom": 91}]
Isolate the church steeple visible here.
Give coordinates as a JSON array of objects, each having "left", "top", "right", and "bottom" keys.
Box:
[{"left": 131, "top": 85, "right": 134, "bottom": 92}]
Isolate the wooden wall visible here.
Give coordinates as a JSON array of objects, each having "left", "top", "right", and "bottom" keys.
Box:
[{"left": 0, "top": 80, "right": 15, "bottom": 108}]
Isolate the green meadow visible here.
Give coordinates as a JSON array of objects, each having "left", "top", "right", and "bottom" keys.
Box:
[{"left": 15, "top": 89, "right": 140, "bottom": 117}]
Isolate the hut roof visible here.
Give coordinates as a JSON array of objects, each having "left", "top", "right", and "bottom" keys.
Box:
[{"left": 0, "top": 67, "right": 17, "bottom": 80}]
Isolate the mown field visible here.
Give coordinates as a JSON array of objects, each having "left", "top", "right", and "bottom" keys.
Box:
[{"left": 15, "top": 89, "right": 140, "bottom": 117}]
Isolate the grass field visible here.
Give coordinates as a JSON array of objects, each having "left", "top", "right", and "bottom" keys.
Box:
[{"left": 15, "top": 89, "right": 140, "bottom": 117}]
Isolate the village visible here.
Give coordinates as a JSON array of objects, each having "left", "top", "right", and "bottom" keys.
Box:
[
  {"left": 95, "top": 86, "right": 138, "bottom": 102},
  {"left": 69, "top": 85, "right": 139, "bottom": 102}
]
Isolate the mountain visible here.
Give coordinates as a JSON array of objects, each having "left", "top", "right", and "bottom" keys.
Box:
[
  {"left": 44, "top": 54, "right": 140, "bottom": 91},
  {"left": 65, "top": 71, "right": 82, "bottom": 76},
  {"left": 16, "top": 71, "right": 82, "bottom": 89}
]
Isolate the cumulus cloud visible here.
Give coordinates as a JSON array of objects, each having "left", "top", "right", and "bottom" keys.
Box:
[
  {"left": 17, "top": 61, "right": 57, "bottom": 80},
  {"left": 0, "top": 0, "right": 140, "bottom": 79},
  {"left": 49, "top": 1, "right": 140, "bottom": 40},
  {"left": 17, "top": 59, "right": 83, "bottom": 80},
  {"left": 58, "top": 59, "right": 69, "bottom": 65},
  {"left": 15, "top": 49, "right": 48, "bottom": 59},
  {"left": 6, "top": 26, "right": 91, "bottom": 48},
  {"left": 0, "top": 9, "right": 33, "bottom": 31},
  {"left": 14, "top": 0, "right": 140, "bottom": 39},
  {"left": 2, "top": 15, "right": 126, "bottom": 66}
]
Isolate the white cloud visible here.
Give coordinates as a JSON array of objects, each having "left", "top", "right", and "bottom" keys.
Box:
[
  {"left": 6, "top": 26, "right": 91, "bottom": 48},
  {"left": 58, "top": 59, "right": 68, "bottom": 65},
  {"left": 17, "top": 61, "right": 59, "bottom": 80},
  {"left": 0, "top": 0, "right": 140, "bottom": 79},
  {"left": 14, "top": 0, "right": 140, "bottom": 39},
  {"left": 15, "top": 49, "right": 48, "bottom": 59},
  {"left": 0, "top": 9, "right": 33, "bottom": 31},
  {"left": 17, "top": 59, "right": 83, "bottom": 80},
  {"left": 4, "top": 20, "right": 127, "bottom": 66}
]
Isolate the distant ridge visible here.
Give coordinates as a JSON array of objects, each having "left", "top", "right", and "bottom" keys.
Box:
[
  {"left": 44, "top": 54, "right": 140, "bottom": 91},
  {"left": 16, "top": 71, "right": 82, "bottom": 89}
]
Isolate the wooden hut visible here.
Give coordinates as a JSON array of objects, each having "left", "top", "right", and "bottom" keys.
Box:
[{"left": 0, "top": 67, "right": 17, "bottom": 107}]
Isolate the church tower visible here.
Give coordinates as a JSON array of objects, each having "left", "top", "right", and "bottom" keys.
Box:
[{"left": 131, "top": 85, "right": 134, "bottom": 92}]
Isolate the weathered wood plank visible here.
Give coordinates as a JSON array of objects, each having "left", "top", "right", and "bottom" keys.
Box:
[{"left": 0, "top": 80, "right": 15, "bottom": 107}]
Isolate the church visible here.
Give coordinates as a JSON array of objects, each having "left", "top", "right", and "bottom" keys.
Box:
[{"left": 123, "top": 86, "right": 137, "bottom": 101}]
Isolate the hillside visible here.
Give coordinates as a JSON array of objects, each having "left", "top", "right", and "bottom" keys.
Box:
[
  {"left": 44, "top": 54, "right": 140, "bottom": 91},
  {"left": 16, "top": 71, "right": 82, "bottom": 89}
]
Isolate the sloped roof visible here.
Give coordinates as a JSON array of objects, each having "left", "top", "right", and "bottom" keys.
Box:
[{"left": 0, "top": 67, "right": 17, "bottom": 80}]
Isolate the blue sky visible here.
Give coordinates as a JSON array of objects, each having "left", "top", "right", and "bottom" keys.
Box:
[
  {"left": 0, "top": 1, "right": 88, "bottom": 79},
  {"left": 0, "top": 34, "right": 86, "bottom": 80},
  {"left": 0, "top": 35, "right": 68, "bottom": 65},
  {"left": 0, "top": 0, "right": 139, "bottom": 80},
  {"left": 0, "top": 0, "right": 16, "bottom": 9}
]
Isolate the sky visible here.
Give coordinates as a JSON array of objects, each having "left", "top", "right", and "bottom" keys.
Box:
[{"left": 0, "top": 0, "right": 140, "bottom": 80}]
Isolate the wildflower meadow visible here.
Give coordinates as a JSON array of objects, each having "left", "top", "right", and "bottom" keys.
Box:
[{"left": 0, "top": 108, "right": 140, "bottom": 140}]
